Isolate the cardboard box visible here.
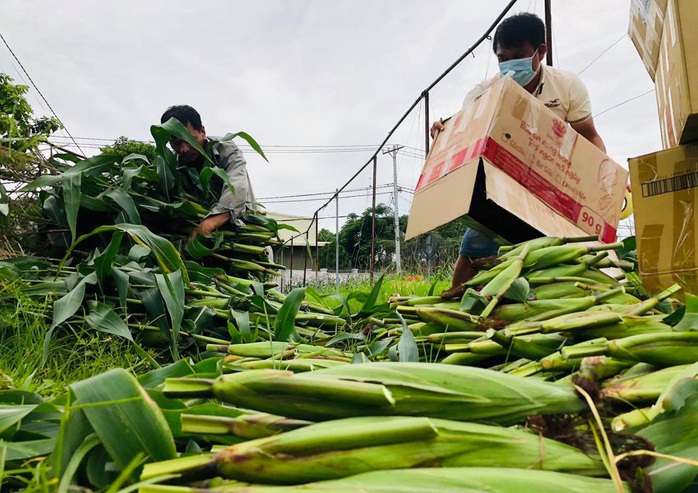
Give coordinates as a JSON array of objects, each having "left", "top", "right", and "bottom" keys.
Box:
[
  {"left": 629, "top": 0, "right": 668, "bottom": 81},
  {"left": 405, "top": 76, "right": 628, "bottom": 244},
  {"left": 629, "top": 144, "right": 698, "bottom": 295},
  {"left": 655, "top": 0, "right": 698, "bottom": 148}
]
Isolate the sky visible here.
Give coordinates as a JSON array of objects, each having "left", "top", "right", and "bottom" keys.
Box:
[{"left": 1, "top": 0, "right": 657, "bottom": 236}]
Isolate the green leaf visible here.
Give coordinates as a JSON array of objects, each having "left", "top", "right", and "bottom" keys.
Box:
[
  {"left": 230, "top": 309, "right": 253, "bottom": 343},
  {"left": 56, "top": 435, "right": 101, "bottom": 493},
  {"left": 200, "top": 166, "right": 234, "bottom": 197},
  {"left": 155, "top": 270, "right": 185, "bottom": 349},
  {"left": 70, "top": 369, "right": 176, "bottom": 476},
  {"left": 60, "top": 224, "right": 189, "bottom": 284},
  {"left": 326, "top": 332, "right": 366, "bottom": 347},
  {"left": 0, "top": 438, "right": 56, "bottom": 461},
  {"left": 358, "top": 274, "right": 385, "bottom": 316},
  {"left": 153, "top": 154, "right": 175, "bottom": 201},
  {"left": 128, "top": 244, "right": 152, "bottom": 261},
  {"left": 396, "top": 314, "right": 419, "bottom": 363},
  {"left": 220, "top": 131, "right": 268, "bottom": 162},
  {"left": 366, "top": 338, "right": 393, "bottom": 357},
  {"left": 63, "top": 172, "right": 82, "bottom": 243},
  {"left": 50, "top": 397, "right": 94, "bottom": 481},
  {"left": 138, "top": 359, "right": 197, "bottom": 389},
  {"left": 85, "top": 445, "right": 115, "bottom": 489},
  {"left": 0, "top": 405, "right": 38, "bottom": 434},
  {"left": 428, "top": 280, "right": 438, "bottom": 297},
  {"left": 21, "top": 154, "right": 118, "bottom": 192},
  {"left": 503, "top": 277, "right": 530, "bottom": 303},
  {"left": 185, "top": 237, "right": 214, "bottom": 259},
  {"left": 151, "top": 118, "right": 212, "bottom": 164},
  {"left": 674, "top": 293, "right": 698, "bottom": 332},
  {"left": 105, "top": 188, "right": 141, "bottom": 224},
  {"left": 51, "top": 275, "right": 90, "bottom": 328},
  {"left": 85, "top": 301, "right": 133, "bottom": 341},
  {"left": 274, "top": 287, "right": 306, "bottom": 341},
  {"left": 112, "top": 267, "right": 130, "bottom": 311},
  {"left": 459, "top": 288, "right": 487, "bottom": 313},
  {"left": 94, "top": 232, "right": 124, "bottom": 289}
]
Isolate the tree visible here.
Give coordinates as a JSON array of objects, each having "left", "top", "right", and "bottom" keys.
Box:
[
  {"left": 0, "top": 73, "right": 61, "bottom": 254},
  {"left": 0, "top": 73, "right": 60, "bottom": 182},
  {"left": 101, "top": 136, "right": 157, "bottom": 162},
  {"left": 316, "top": 202, "right": 470, "bottom": 275},
  {"left": 317, "top": 204, "right": 404, "bottom": 271}
]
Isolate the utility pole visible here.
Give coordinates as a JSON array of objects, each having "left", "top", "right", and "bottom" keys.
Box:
[
  {"left": 382, "top": 144, "right": 404, "bottom": 274},
  {"left": 335, "top": 189, "right": 340, "bottom": 290},
  {"left": 545, "top": 0, "right": 553, "bottom": 66}
]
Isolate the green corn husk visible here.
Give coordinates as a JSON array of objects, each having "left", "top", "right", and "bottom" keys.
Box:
[
  {"left": 479, "top": 244, "right": 530, "bottom": 317},
  {"left": 234, "top": 359, "right": 348, "bottom": 372},
  {"left": 540, "top": 311, "right": 623, "bottom": 333},
  {"left": 530, "top": 281, "right": 591, "bottom": 300},
  {"left": 565, "top": 332, "right": 698, "bottom": 366},
  {"left": 486, "top": 330, "right": 566, "bottom": 360},
  {"left": 578, "top": 268, "right": 619, "bottom": 285},
  {"left": 523, "top": 242, "right": 622, "bottom": 270},
  {"left": 440, "top": 352, "right": 495, "bottom": 366},
  {"left": 465, "top": 258, "right": 517, "bottom": 286},
  {"left": 601, "top": 364, "right": 692, "bottom": 403},
  {"left": 139, "top": 467, "right": 628, "bottom": 493},
  {"left": 421, "top": 331, "right": 486, "bottom": 344},
  {"left": 498, "top": 236, "right": 566, "bottom": 258},
  {"left": 207, "top": 342, "right": 349, "bottom": 360},
  {"left": 292, "top": 313, "right": 347, "bottom": 327},
  {"left": 180, "top": 413, "right": 312, "bottom": 439},
  {"left": 540, "top": 338, "right": 609, "bottom": 372},
  {"left": 141, "top": 417, "right": 605, "bottom": 485},
  {"left": 415, "top": 306, "right": 484, "bottom": 331},
  {"left": 577, "top": 356, "right": 637, "bottom": 382},
  {"left": 494, "top": 288, "right": 623, "bottom": 324},
  {"left": 405, "top": 295, "right": 444, "bottom": 306},
  {"left": 525, "top": 252, "right": 608, "bottom": 280},
  {"left": 575, "top": 317, "right": 672, "bottom": 340},
  {"left": 162, "top": 362, "right": 586, "bottom": 424}
]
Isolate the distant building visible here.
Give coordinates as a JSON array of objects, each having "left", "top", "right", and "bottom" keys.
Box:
[{"left": 266, "top": 212, "right": 328, "bottom": 272}]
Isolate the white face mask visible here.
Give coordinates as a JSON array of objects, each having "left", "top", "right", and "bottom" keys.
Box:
[{"left": 498, "top": 48, "right": 540, "bottom": 87}]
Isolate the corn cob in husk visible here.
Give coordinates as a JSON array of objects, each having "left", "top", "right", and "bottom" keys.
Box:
[
  {"left": 142, "top": 416, "right": 605, "bottom": 484},
  {"left": 140, "top": 467, "right": 629, "bottom": 493},
  {"left": 163, "top": 362, "right": 586, "bottom": 424}
]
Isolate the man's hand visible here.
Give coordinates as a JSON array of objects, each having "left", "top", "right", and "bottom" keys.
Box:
[
  {"left": 430, "top": 119, "right": 445, "bottom": 139},
  {"left": 188, "top": 213, "right": 230, "bottom": 241}
]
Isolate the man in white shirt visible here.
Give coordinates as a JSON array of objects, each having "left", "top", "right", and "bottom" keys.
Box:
[{"left": 438, "top": 12, "right": 606, "bottom": 298}]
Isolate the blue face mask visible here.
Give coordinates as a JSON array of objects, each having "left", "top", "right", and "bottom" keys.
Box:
[{"left": 498, "top": 49, "right": 539, "bottom": 87}]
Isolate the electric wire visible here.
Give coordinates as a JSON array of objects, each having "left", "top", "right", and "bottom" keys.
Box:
[{"left": 0, "top": 31, "right": 84, "bottom": 154}]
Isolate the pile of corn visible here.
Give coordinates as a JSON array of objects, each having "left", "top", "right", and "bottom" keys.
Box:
[
  {"left": 3, "top": 235, "right": 698, "bottom": 492},
  {"left": 3, "top": 120, "right": 348, "bottom": 362}
]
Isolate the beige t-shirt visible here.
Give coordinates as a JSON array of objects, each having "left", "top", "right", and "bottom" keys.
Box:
[{"left": 462, "top": 65, "right": 592, "bottom": 125}]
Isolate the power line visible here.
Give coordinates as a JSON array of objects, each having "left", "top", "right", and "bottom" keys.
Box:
[
  {"left": 261, "top": 191, "right": 395, "bottom": 205},
  {"left": 258, "top": 183, "right": 395, "bottom": 201},
  {"left": 577, "top": 32, "right": 628, "bottom": 76},
  {"left": 594, "top": 89, "right": 655, "bottom": 119},
  {"left": 0, "top": 31, "right": 84, "bottom": 155}
]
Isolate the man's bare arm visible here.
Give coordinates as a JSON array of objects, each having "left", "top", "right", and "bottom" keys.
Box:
[{"left": 571, "top": 116, "right": 606, "bottom": 153}]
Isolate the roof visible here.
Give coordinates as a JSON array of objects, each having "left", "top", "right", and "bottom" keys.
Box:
[{"left": 266, "top": 211, "right": 329, "bottom": 247}]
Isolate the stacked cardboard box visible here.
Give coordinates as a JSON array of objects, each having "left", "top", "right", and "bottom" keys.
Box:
[
  {"left": 629, "top": 0, "right": 698, "bottom": 294},
  {"left": 405, "top": 77, "right": 627, "bottom": 246}
]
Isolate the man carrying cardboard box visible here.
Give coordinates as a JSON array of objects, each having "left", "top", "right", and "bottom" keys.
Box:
[{"left": 437, "top": 13, "right": 607, "bottom": 299}]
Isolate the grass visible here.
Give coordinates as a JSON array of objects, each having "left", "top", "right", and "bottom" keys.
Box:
[
  {"left": 314, "top": 274, "right": 452, "bottom": 312},
  {"left": 0, "top": 270, "right": 450, "bottom": 395},
  {"left": 0, "top": 279, "right": 155, "bottom": 396}
]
